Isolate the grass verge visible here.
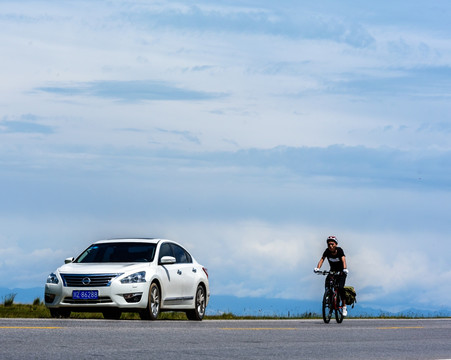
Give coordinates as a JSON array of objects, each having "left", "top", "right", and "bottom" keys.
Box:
[
  {"left": 0, "top": 303, "right": 321, "bottom": 320},
  {"left": 1, "top": 302, "right": 449, "bottom": 320}
]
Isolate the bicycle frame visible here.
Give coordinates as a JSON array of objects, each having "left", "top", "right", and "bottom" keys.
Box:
[{"left": 316, "top": 270, "right": 344, "bottom": 324}]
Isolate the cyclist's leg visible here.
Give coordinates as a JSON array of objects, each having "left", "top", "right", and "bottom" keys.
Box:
[
  {"left": 334, "top": 287, "right": 344, "bottom": 323},
  {"left": 338, "top": 274, "right": 347, "bottom": 307}
]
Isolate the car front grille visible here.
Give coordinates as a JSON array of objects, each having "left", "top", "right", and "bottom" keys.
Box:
[
  {"left": 61, "top": 274, "right": 121, "bottom": 287},
  {"left": 63, "top": 296, "right": 113, "bottom": 304}
]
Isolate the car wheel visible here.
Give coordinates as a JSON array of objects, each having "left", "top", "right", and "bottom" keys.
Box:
[
  {"left": 186, "top": 285, "right": 206, "bottom": 321},
  {"left": 140, "top": 282, "right": 160, "bottom": 320},
  {"left": 50, "top": 309, "right": 71, "bottom": 318},
  {"left": 103, "top": 309, "right": 122, "bottom": 320}
]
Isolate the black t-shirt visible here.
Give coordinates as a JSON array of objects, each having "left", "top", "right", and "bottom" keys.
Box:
[{"left": 322, "top": 247, "right": 345, "bottom": 271}]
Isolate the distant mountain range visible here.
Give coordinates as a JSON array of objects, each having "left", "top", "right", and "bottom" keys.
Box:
[
  {"left": 206, "top": 295, "right": 451, "bottom": 318},
  {"left": 2, "top": 287, "right": 450, "bottom": 318}
]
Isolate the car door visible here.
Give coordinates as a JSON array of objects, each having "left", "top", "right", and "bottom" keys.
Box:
[
  {"left": 171, "top": 244, "right": 197, "bottom": 302},
  {"left": 157, "top": 242, "right": 184, "bottom": 306}
]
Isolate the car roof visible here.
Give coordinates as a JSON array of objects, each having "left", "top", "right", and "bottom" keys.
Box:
[{"left": 93, "top": 238, "right": 169, "bottom": 245}]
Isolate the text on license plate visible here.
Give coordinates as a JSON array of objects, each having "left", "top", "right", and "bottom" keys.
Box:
[{"left": 72, "top": 290, "right": 98, "bottom": 300}]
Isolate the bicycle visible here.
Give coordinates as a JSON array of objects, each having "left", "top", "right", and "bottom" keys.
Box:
[{"left": 315, "top": 270, "right": 344, "bottom": 323}]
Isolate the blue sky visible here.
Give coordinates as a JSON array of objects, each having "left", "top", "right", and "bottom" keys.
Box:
[{"left": 1, "top": 0, "right": 451, "bottom": 313}]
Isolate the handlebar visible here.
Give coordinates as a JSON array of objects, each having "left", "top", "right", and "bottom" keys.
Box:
[{"left": 314, "top": 270, "right": 342, "bottom": 276}]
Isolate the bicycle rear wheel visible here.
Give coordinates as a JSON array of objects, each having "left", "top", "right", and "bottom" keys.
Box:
[
  {"left": 334, "top": 291, "right": 344, "bottom": 323},
  {"left": 322, "top": 290, "right": 333, "bottom": 323}
]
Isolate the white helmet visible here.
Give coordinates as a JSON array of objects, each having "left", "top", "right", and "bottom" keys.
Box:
[{"left": 327, "top": 235, "right": 338, "bottom": 244}]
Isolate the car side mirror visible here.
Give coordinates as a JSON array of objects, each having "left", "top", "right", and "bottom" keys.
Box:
[
  {"left": 160, "top": 256, "right": 176, "bottom": 265},
  {"left": 65, "top": 257, "right": 75, "bottom": 264}
]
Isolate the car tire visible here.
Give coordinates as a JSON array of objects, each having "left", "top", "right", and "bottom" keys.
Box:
[
  {"left": 186, "top": 285, "right": 206, "bottom": 321},
  {"left": 140, "top": 282, "right": 160, "bottom": 320}
]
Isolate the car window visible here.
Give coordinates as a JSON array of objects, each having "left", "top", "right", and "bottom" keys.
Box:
[
  {"left": 171, "top": 244, "right": 192, "bottom": 264},
  {"left": 75, "top": 243, "right": 156, "bottom": 263},
  {"left": 158, "top": 243, "right": 174, "bottom": 262}
]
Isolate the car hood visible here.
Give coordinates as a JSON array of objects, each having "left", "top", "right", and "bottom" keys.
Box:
[{"left": 57, "top": 262, "right": 150, "bottom": 274}]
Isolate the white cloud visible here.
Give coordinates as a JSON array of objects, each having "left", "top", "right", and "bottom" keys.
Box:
[
  {"left": 0, "top": 245, "right": 68, "bottom": 288},
  {"left": 2, "top": 217, "right": 447, "bottom": 311},
  {"left": 0, "top": 1, "right": 450, "bottom": 155}
]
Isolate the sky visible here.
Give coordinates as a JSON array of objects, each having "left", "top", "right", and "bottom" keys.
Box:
[{"left": 1, "top": 0, "right": 451, "bottom": 313}]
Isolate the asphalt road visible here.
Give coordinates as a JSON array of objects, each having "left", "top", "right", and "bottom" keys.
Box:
[{"left": 0, "top": 318, "right": 450, "bottom": 359}]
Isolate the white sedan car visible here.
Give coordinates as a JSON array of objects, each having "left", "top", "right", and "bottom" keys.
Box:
[{"left": 45, "top": 238, "right": 210, "bottom": 320}]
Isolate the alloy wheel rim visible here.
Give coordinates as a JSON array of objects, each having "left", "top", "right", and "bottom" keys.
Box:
[
  {"left": 151, "top": 286, "right": 160, "bottom": 316},
  {"left": 197, "top": 288, "right": 205, "bottom": 316}
]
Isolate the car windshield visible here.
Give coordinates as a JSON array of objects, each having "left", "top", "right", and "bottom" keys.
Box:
[{"left": 75, "top": 243, "right": 157, "bottom": 263}]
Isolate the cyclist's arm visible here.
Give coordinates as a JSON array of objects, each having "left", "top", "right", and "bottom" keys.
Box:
[
  {"left": 342, "top": 255, "right": 347, "bottom": 270},
  {"left": 316, "top": 257, "right": 325, "bottom": 269}
]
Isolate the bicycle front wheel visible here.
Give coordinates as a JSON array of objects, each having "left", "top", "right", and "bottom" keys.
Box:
[{"left": 322, "top": 291, "right": 333, "bottom": 323}]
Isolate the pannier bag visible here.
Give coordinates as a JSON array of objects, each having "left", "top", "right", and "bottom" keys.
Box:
[{"left": 344, "top": 286, "right": 357, "bottom": 308}]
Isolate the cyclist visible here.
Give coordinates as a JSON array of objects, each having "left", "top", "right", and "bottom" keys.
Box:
[{"left": 314, "top": 236, "right": 349, "bottom": 316}]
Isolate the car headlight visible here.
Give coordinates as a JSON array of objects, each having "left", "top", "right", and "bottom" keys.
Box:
[
  {"left": 120, "top": 271, "right": 146, "bottom": 284},
  {"left": 46, "top": 273, "right": 59, "bottom": 284}
]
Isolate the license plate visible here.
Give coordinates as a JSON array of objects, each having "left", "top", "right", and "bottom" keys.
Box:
[{"left": 72, "top": 290, "right": 98, "bottom": 300}]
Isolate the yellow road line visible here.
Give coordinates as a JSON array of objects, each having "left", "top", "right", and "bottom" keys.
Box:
[
  {"left": 377, "top": 326, "right": 424, "bottom": 330},
  {"left": 0, "top": 326, "right": 62, "bottom": 329},
  {"left": 221, "top": 328, "right": 297, "bottom": 331}
]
